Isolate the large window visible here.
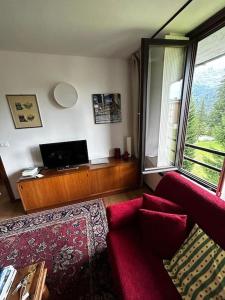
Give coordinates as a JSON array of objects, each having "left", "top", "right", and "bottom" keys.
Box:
[
  {"left": 182, "top": 26, "right": 225, "bottom": 189},
  {"left": 141, "top": 39, "right": 189, "bottom": 174},
  {"left": 145, "top": 45, "right": 186, "bottom": 170},
  {"left": 141, "top": 10, "right": 225, "bottom": 194}
]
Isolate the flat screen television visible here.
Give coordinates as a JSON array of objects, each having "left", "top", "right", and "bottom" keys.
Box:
[{"left": 39, "top": 140, "right": 89, "bottom": 169}]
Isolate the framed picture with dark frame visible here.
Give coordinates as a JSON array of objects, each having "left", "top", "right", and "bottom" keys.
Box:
[
  {"left": 6, "top": 94, "right": 42, "bottom": 129},
  {"left": 92, "top": 93, "right": 121, "bottom": 124}
]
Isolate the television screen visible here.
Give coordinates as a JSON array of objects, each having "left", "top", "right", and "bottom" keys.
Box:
[{"left": 39, "top": 140, "right": 89, "bottom": 169}]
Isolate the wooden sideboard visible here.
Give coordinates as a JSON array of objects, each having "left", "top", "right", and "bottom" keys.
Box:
[{"left": 17, "top": 158, "right": 140, "bottom": 213}]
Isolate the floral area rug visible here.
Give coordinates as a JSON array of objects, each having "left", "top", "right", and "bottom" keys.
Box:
[{"left": 0, "top": 199, "right": 115, "bottom": 299}]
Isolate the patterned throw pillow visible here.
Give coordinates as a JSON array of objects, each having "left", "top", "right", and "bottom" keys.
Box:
[{"left": 164, "top": 224, "right": 225, "bottom": 300}]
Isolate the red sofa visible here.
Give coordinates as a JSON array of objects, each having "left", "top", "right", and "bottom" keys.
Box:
[{"left": 106, "top": 172, "right": 225, "bottom": 300}]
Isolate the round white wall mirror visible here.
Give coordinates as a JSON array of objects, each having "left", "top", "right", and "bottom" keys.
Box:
[{"left": 54, "top": 82, "right": 78, "bottom": 108}]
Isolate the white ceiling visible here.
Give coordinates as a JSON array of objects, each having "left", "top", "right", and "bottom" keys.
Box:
[
  {"left": 159, "top": 0, "right": 225, "bottom": 38},
  {"left": 0, "top": 0, "right": 224, "bottom": 58}
]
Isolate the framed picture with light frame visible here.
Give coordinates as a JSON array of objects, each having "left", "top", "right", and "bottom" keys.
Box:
[{"left": 6, "top": 94, "right": 42, "bottom": 129}]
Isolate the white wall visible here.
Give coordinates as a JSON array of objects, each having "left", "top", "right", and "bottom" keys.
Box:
[
  {"left": 0, "top": 51, "right": 131, "bottom": 197},
  {"left": 144, "top": 173, "right": 162, "bottom": 191}
]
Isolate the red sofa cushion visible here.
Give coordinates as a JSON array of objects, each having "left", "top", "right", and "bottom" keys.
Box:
[
  {"left": 107, "top": 227, "right": 181, "bottom": 300},
  {"left": 138, "top": 209, "right": 188, "bottom": 258},
  {"left": 155, "top": 172, "right": 225, "bottom": 249},
  {"left": 143, "top": 193, "right": 184, "bottom": 213},
  {"left": 106, "top": 197, "right": 143, "bottom": 230}
]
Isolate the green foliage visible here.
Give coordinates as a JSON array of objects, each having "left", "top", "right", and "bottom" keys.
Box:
[
  {"left": 185, "top": 98, "right": 198, "bottom": 144},
  {"left": 182, "top": 78, "right": 225, "bottom": 186},
  {"left": 197, "top": 99, "right": 209, "bottom": 136},
  {"left": 183, "top": 98, "right": 198, "bottom": 170},
  {"left": 209, "top": 77, "right": 225, "bottom": 146},
  {"left": 213, "top": 115, "right": 225, "bottom": 146},
  {"left": 188, "top": 140, "right": 223, "bottom": 186}
]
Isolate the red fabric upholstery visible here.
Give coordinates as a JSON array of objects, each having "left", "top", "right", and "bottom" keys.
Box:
[
  {"left": 138, "top": 209, "right": 187, "bottom": 258},
  {"left": 107, "top": 172, "right": 225, "bottom": 299},
  {"left": 155, "top": 172, "right": 225, "bottom": 249},
  {"left": 107, "top": 227, "right": 181, "bottom": 300},
  {"left": 142, "top": 193, "right": 194, "bottom": 233},
  {"left": 106, "top": 197, "right": 142, "bottom": 230},
  {"left": 143, "top": 193, "right": 184, "bottom": 213}
]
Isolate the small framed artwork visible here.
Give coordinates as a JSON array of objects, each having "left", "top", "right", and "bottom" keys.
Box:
[
  {"left": 92, "top": 93, "right": 121, "bottom": 124},
  {"left": 6, "top": 95, "right": 42, "bottom": 129}
]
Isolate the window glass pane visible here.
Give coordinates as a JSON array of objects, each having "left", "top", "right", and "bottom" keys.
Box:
[
  {"left": 144, "top": 45, "right": 186, "bottom": 170},
  {"left": 183, "top": 148, "right": 221, "bottom": 186},
  {"left": 182, "top": 26, "right": 225, "bottom": 186}
]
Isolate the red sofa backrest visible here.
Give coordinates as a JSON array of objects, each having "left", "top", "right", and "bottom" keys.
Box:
[{"left": 155, "top": 172, "right": 225, "bottom": 250}]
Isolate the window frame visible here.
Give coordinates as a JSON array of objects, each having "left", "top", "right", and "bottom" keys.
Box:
[
  {"left": 140, "top": 38, "right": 190, "bottom": 174},
  {"left": 140, "top": 7, "right": 225, "bottom": 193},
  {"left": 178, "top": 8, "right": 225, "bottom": 193}
]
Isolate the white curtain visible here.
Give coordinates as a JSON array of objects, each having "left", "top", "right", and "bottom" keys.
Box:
[{"left": 130, "top": 51, "right": 141, "bottom": 158}]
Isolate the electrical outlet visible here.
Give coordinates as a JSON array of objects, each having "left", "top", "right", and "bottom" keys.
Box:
[{"left": 0, "top": 142, "right": 10, "bottom": 147}]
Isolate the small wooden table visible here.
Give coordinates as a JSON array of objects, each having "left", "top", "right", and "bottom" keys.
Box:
[{"left": 7, "top": 262, "right": 49, "bottom": 300}]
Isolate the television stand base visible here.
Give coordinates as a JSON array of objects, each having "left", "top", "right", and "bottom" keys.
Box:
[{"left": 57, "top": 166, "right": 79, "bottom": 172}]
